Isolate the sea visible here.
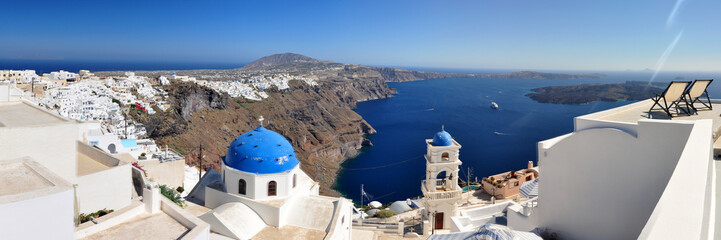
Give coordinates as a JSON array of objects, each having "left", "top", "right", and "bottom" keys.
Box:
[{"left": 334, "top": 70, "right": 721, "bottom": 204}]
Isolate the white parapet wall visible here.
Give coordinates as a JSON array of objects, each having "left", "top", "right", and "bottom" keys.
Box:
[
  {"left": 637, "top": 119, "right": 715, "bottom": 240},
  {"left": 532, "top": 119, "right": 713, "bottom": 240},
  {"left": 450, "top": 201, "right": 513, "bottom": 232}
]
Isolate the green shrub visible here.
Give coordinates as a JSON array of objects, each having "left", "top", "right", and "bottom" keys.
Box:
[
  {"left": 376, "top": 209, "right": 397, "bottom": 218},
  {"left": 78, "top": 208, "right": 114, "bottom": 223},
  {"left": 159, "top": 185, "right": 185, "bottom": 207}
]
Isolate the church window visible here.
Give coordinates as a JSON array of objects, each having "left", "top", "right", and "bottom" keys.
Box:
[
  {"left": 238, "top": 179, "right": 246, "bottom": 195},
  {"left": 441, "top": 152, "right": 450, "bottom": 161},
  {"left": 268, "top": 181, "right": 277, "bottom": 196},
  {"left": 293, "top": 174, "right": 297, "bottom": 188}
]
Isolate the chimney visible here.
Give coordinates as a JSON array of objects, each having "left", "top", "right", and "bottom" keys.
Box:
[
  {"left": 143, "top": 182, "right": 161, "bottom": 214},
  {"left": 528, "top": 161, "right": 534, "bottom": 169}
]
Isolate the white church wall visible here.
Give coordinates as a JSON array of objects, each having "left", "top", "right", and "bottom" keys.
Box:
[
  {"left": 224, "top": 165, "right": 300, "bottom": 200},
  {"left": 425, "top": 140, "right": 461, "bottom": 164},
  {"left": 535, "top": 119, "right": 704, "bottom": 240},
  {"left": 0, "top": 188, "right": 75, "bottom": 240},
  {"left": 204, "top": 187, "right": 281, "bottom": 227},
  {"left": 324, "top": 198, "right": 353, "bottom": 240},
  {"left": 160, "top": 198, "right": 211, "bottom": 240}
]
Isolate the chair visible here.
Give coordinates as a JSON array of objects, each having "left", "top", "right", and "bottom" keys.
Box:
[
  {"left": 648, "top": 81, "right": 691, "bottom": 118},
  {"left": 684, "top": 79, "right": 713, "bottom": 112}
]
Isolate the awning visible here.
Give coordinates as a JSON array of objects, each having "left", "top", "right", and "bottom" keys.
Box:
[{"left": 520, "top": 179, "right": 538, "bottom": 198}]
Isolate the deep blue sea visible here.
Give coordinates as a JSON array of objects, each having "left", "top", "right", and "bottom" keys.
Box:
[{"left": 335, "top": 71, "right": 721, "bottom": 204}]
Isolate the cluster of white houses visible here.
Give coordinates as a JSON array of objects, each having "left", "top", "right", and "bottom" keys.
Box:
[
  {"left": 192, "top": 73, "right": 318, "bottom": 100},
  {"left": 0, "top": 93, "right": 352, "bottom": 239}
]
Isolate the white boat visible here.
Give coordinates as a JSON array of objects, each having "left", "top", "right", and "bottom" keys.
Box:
[{"left": 490, "top": 102, "right": 499, "bottom": 109}]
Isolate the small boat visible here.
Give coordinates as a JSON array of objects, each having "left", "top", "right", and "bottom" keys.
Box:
[{"left": 490, "top": 102, "right": 499, "bottom": 109}]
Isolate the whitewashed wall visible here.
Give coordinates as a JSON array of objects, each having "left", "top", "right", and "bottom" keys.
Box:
[
  {"left": 223, "top": 164, "right": 299, "bottom": 200},
  {"left": 533, "top": 119, "right": 707, "bottom": 240},
  {"left": 0, "top": 123, "right": 79, "bottom": 182},
  {"left": 0, "top": 189, "right": 75, "bottom": 240},
  {"left": 638, "top": 120, "right": 714, "bottom": 240}
]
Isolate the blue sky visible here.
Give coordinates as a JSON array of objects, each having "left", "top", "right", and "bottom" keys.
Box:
[{"left": 2, "top": 0, "right": 720, "bottom": 71}]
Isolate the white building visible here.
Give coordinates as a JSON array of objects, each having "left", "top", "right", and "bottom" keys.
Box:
[
  {"left": 0, "top": 97, "right": 209, "bottom": 240},
  {"left": 0, "top": 157, "right": 75, "bottom": 240},
  {"left": 49, "top": 70, "right": 79, "bottom": 80},
  {"left": 421, "top": 128, "right": 463, "bottom": 231},
  {"left": 0, "top": 100, "right": 133, "bottom": 214},
  {"left": 188, "top": 122, "right": 353, "bottom": 240},
  {"left": 507, "top": 99, "right": 718, "bottom": 239},
  {"left": 0, "top": 70, "right": 39, "bottom": 83}
]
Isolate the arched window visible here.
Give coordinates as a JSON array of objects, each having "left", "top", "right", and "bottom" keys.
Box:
[
  {"left": 238, "top": 179, "right": 246, "bottom": 195},
  {"left": 293, "top": 174, "right": 297, "bottom": 188},
  {"left": 268, "top": 181, "right": 277, "bottom": 196},
  {"left": 441, "top": 152, "right": 450, "bottom": 161}
]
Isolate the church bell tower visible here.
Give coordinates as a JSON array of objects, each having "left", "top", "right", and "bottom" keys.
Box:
[{"left": 421, "top": 126, "right": 463, "bottom": 231}]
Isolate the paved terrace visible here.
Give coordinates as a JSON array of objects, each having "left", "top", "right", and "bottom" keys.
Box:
[
  {"left": 579, "top": 99, "right": 721, "bottom": 141},
  {"left": 0, "top": 157, "right": 72, "bottom": 204},
  {"left": 80, "top": 212, "right": 190, "bottom": 240}
]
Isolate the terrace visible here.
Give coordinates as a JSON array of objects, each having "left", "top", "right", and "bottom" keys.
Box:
[{"left": 575, "top": 99, "right": 721, "bottom": 156}]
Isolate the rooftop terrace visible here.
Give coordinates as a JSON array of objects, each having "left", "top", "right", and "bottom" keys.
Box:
[
  {"left": 0, "top": 101, "right": 67, "bottom": 127},
  {"left": 578, "top": 99, "right": 721, "bottom": 137},
  {"left": 80, "top": 212, "right": 190, "bottom": 240}
]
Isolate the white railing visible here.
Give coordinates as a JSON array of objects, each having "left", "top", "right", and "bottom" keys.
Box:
[
  {"left": 421, "top": 180, "right": 462, "bottom": 201},
  {"left": 521, "top": 197, "right": 538, "bottom": 216}
]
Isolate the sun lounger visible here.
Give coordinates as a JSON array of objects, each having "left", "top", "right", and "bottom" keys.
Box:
[
  {"left": 684, "top": 79, "right": 713, "bottom": 112},
  {"left": 648, "top": 81, "right": 691, "bottom": 118}
]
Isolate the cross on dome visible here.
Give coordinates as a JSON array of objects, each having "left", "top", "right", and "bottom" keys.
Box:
[{"left": 258, "top": 116, "right": 264, "bottom": 126}]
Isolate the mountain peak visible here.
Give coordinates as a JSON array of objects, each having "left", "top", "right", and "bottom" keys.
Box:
[{"left": 242, "top": 53, "right": 322, "bottom": 69}]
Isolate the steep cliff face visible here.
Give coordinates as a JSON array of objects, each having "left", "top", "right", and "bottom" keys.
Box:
[{"left": 141, "top": 79, "right": 395, "bottom": 195}]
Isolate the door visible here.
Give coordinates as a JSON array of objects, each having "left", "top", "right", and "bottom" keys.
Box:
[{"left": 434, "top": 212, "right": 444, "bottom": 229}]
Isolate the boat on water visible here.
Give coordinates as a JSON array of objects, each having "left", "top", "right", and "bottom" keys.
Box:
[{"left": 490, "top": 101, "right": 499, "bottom": 109}]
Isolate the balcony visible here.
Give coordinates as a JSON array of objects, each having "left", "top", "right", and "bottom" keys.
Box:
[{"left": 421, "top": 179, "right": 462, "bottom": 201}]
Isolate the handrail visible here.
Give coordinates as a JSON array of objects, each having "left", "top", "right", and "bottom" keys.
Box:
[{"left": 421, "top": 180, "right": 462, "bottom": 201}]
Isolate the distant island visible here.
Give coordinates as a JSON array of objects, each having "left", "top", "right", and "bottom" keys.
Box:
[
  {"left": 478, "top": 71, "right": 606, "bottom": 80},
  {"left": 526, "top": 82, "right": 663, "bottom": 104}
]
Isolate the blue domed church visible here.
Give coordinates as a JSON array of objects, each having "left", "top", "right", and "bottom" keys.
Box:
[
  {"left": 189, "top": 119, "right": 354, "bottom": 240},
  {"left": 223, "top": 125, "right": 304, "bottom": 199}
]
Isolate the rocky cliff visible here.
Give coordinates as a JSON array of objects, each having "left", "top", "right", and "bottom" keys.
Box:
[{"left": 134, "top": 77, "right": 396, "bottom": 195}]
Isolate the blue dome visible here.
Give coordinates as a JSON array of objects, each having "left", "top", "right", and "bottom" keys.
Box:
[
  {"left": 432, "top": 130, "right": 454, "bottom": 146},
  {"left": 225, "top": 126, "right": 300, "bottom": 174}
]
